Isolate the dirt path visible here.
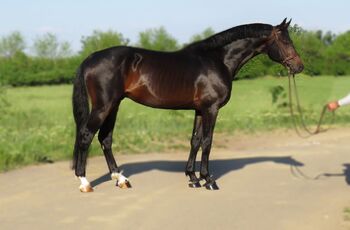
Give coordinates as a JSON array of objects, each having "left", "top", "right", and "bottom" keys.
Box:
[{"left": 1, "top": 128, "right": 350, "bottom": 230}]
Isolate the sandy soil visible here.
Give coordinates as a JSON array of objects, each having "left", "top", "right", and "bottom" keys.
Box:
[{"left": 1, "top": 128, "right": 350, "bottom": 230}]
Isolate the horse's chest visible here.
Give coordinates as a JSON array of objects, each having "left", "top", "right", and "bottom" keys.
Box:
[{"left": 194, "top": 74, "right": 230, "bottom": 108}]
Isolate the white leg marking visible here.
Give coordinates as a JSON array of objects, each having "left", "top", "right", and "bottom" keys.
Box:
[
  {"left": 111, "top": 172, "right": 130, "bottom": 188},
  {"left": 79, "top": 177, "right": 93, "bottom": 192},
  {"left": 79, "top": 177, "right": 90, "bottom": 186}
]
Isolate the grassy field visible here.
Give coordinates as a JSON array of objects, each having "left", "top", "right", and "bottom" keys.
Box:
[{"left": 1, "top": 75, "right": 350, "bottom": 171}]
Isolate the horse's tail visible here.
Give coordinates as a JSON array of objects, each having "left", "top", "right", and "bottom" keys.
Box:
[{"left": 72, "top": 65, "right": 89, "bottom": 170}]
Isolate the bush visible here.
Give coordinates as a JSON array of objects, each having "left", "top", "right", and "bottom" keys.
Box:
[
  {"left": 0, "top": 26, "right": 350, "bottom": 86},
  {"left": 0, "top": 54, "right": 82, "bottom": 86}
]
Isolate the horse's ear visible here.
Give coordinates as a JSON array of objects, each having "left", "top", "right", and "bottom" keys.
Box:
[
  {"left": 277, "top": 18, "right": 290, "bottom": 30},
  {"left": 281, "top": 18, "right": 287, "bottom": 26}
]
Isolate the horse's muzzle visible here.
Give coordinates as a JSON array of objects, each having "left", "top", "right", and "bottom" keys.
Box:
[{"left": 290, "top": 63, "right": 304, "bottom": 74}]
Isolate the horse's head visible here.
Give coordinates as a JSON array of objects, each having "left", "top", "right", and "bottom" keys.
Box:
[{"left": 264, "top": 18, "right": 304, "bottom": 74}]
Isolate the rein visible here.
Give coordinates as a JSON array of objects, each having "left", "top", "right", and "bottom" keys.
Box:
[
  {"left": 267, "top": 28, "right": 298, "bottom": 67},
  {"left": 267, "top": 28, "right": 334, "bottom": 137},
  {"left": 287, "top": 73, "right": 335, "bottom": 138}
]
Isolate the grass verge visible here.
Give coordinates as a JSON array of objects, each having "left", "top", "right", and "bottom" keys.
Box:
[{"left": 1, "top": 75, "right": 350, "bottom": 171}]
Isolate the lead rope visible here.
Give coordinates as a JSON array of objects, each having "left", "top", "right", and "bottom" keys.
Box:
[
  {"left": 288, "top": 73, "right": 336, "bottom": 180},
  {"left": 288, "top": 73, "right": 335, "bottom": 138}
]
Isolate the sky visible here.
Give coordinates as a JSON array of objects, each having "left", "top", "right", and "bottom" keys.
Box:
[{"left": 0, "top": 0, "right": 349, "bottom": 52}]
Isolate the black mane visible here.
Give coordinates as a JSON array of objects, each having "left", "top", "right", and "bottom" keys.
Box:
[{"left": 184, "top": 23, "right": 273, "bottom": 51}]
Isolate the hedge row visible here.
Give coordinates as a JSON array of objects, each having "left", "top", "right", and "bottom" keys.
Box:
[{"left": 0, "top": 53, "right": 82, "bottom": 86}]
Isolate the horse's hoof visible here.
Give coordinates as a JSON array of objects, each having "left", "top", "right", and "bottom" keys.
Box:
[
  {"left": 188, "top": 181, "right": 201, "bottom": 188},
  {"left": 204, "top": 181, "right": 219, "bottom": 190},
  {"left": 112, "top": 172, "right": 131, "bottom": 189},
  {"left": 79, "top": 184, "right": 94, "bottom": 193},
  {"left": 117, "top": 180, "right": 132, "bottom": 189}
]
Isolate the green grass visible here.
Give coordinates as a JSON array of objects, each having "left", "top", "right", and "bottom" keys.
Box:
[
  {"left": 344, "top": 207, "right": 350, "bottom": 221},
  {"left": 1, "top": 75, "right": 350, "bottom": 171}
]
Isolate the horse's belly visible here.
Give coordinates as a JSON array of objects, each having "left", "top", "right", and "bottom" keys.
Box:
[{"left": 125, "top": 85, "right": 194, "bottom": 109}]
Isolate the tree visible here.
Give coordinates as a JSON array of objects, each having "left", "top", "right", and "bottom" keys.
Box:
[
  {"left": 290, "top": 26, "right": 326, "bottom": 76},
  {"left": 137, "top": 27, "right": 179, "bottom": 51},
  {"left": 0, "top": 31, "right": 26, "bottom": 57},
  {"left": 326, "top": 31, "right": 350, "bottom": 75},
  {"left": 59, "top": 41, "right": 73, "bottom": 58},
  {"left": 189, "top": 27, "right": 215, "bottom": 43},
  {"left": 322, "top": 31, "right": 335, "bottom": 46},
  {"left": 33, "top": 33, "right": 72, "bottom": 58},
  {"left": 80, "top": 30, "right": 129, "bottom": 57}
]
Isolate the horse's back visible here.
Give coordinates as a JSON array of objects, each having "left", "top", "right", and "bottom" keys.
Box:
[
  {"left": 81, "top": 46, "right": 229, "bottom": 110},
  {"left": 121, "top": 48, "right": 206, "bottom": 109}
]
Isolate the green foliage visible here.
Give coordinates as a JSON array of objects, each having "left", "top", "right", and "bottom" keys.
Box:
[
  {"left": 189, "top": 27, "right": 215, "bottom": 43},
  {"left": 325, "top": 31, "right": 350, "bottom": 76},
  {"left": 344, "top": 207, "right": 350, "bottom": 221},
  {"left": 0, "top": 86, "right": 9, "bottom": 114},
  {"left": 0, "top": 54, "right": 82, "bottom": 86},
  {"left": 32, "top": 33, "right": 72, "bottom": 58},
  {"left": 269, "top": 85, "right": 288, "bottom": 108},
  {"left": 80, "top": 30, "right": 129, "bottom": 58},
  {"left": 0, "top": 31, "right": 26, "bottom": 57},
  {"left": 2, "top": 76, "right": 350, "bottom": 171},
  {"left": 290, "top": 25, "right": 350, "bottom": 76},
  {"left": 292, "top": 30, "right": 325, "bottom": 75},
  {"left": 0, "top": 25, "right": 350, "bottom": 86},
  {"left": 236, "top": 55, "right": 270, "bottom": 79},
  {"left": 137, "top": 26, "right": 179, "bottom": 51}
]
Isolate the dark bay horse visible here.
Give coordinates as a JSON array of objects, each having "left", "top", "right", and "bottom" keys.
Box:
[{"left": 72, "top": 18, "right": 304, "bottom": 192}]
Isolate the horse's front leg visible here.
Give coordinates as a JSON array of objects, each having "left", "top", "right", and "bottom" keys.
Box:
[
  {"left": 199, "top": 106, "right": 219, "bottom": 190},
  {"left": 185, "top": 111, "right": 202, "bottom": 188}
]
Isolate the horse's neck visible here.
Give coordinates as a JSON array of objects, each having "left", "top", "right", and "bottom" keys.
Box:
[{"left": 222, "top": 37, "right": 265, "bottom": 79}]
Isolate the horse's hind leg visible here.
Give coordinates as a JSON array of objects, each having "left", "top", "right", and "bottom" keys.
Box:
[
  {"left": 98, "top": 101, "right": 131, "bottom": 189},
  {"left": 76, "top": 106, "right": 111, "bottom": 192},
  {"left": 185, "top": 111, "right": 202, "bottom": 188}
]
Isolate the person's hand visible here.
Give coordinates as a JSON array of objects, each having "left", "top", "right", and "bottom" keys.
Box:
[{"left": 327, "top": 101, "right": 339, "bottom": 111}]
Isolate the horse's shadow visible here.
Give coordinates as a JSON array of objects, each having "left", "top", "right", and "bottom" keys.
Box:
[
  {"left": 91, "top": 155, "right": 303, "bottom": 187},
  {"left": 312, "top": 163, "right": 350, "bottom": 185}
]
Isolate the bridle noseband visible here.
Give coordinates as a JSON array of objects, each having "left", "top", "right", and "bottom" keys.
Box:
[{"left": 266, "top": 28, "right": 298, "bottom": 66}]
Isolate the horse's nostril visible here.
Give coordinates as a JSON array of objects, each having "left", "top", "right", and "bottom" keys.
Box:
[{"left": 298, "top": 64, "right": 304, "bottom": 73}]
